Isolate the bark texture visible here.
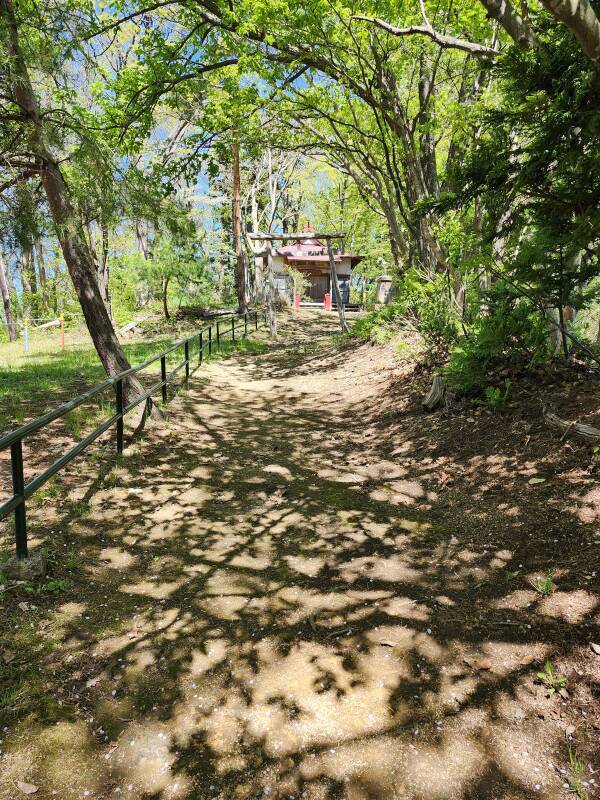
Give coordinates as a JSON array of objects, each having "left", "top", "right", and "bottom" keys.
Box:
[
  {"left": 540, "top": 0, "right": 600, "bottom": 66},
  {"left": 422, "top": 375, "right": 447, "bottom": 411},
  {"left": 477, "top": 0, "right": 538, "bottom": 49},
  {"left": 545, "top": 411, "right": 600, "bottom": 443},
  {"left": 0, "top": 248, "right": 17, "bottom": 341}
]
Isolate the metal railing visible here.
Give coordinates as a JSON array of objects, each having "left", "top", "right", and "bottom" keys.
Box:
[{"left": 0, "top": 310, "right": 260, "bottom": 560}]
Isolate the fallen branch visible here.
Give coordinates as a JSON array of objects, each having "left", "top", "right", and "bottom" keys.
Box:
[
  {"left": 117, "top": 315, "right": 150, "bottom": 336},
  {"left": 33, "top": 318, "right": 60, "bottom": 330},
  {"left": 422, "top": 374, "right": 447, "bottom": 411},
  {"left": 545, "top": 411, "right": 600, "bottom": 443}
]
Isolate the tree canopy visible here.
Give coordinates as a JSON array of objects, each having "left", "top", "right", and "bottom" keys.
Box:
[{"left": 0, "top": 0, "right": 598, "bottom": 387}]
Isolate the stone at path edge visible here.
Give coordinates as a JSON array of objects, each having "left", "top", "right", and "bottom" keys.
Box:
[{"left": 3, "top": 552, "right": 47, "bottom": 581}]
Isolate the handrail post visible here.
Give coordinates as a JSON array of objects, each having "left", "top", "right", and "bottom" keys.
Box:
[
  {"left": 116, "top": 378, "right": 124, "bottom": 455},
  {"left": 184, "top": 340, "right": 190, "bottom": 386},
  {"left": 161, "top": 355, "right": 167, "bottom": 402},
  {"left": 231, "top": 316, "right": 235, "bottom": 342},
  {"left": 244, "top": 312, "right": 248, "bottom": 337},
  {"left": 216, "top": 320, "right": 220, "bottom": 349},
  {"left": 11, "top": 439, "right": 27, "bottom": 559},
  {"left": 198, "top": 330, "right": 203, "bottom": 365},
  {"left": 208, "top": 325, "right": 212, "bottom": 355}
]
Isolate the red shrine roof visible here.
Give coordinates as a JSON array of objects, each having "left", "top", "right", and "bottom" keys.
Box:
[{"left": 275, "top": 223, "right": 364, "bottom": 266}]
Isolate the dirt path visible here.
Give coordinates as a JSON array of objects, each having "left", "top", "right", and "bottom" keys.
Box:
[{"left": 1, "top": 311, "right": 598, "bottom": 800}]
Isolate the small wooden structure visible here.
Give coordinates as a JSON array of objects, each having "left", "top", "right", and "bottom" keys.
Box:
[
  {"left": 250, "top": 228, "right": 355, "bottom": 334},
  {"left": 270, "top": 223, "right": 363, "bottom": 304}
]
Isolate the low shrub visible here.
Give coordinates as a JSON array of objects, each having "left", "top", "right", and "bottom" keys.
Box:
[
  {"left": 352, "top": 269, "right": 459, "bottom": 351},
  {"left": 445, "top": 284, "right": 551, "bottom": 395}
]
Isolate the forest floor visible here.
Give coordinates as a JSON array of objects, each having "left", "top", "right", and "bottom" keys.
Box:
[{"left": 0, "top": 309, "right": 598, "bottom": 800}]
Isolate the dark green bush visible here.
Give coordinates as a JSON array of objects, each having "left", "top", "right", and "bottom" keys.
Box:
[
  {"left": 352, "top": 269, "right": 458, "bottom": 349},
  {"left": 445, "top": 284, "right": 551, "bottom": 394}
]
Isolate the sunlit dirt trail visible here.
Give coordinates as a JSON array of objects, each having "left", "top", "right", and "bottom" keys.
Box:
[{"left": 1, "top": 310, "right": 598, "bottom": 800}]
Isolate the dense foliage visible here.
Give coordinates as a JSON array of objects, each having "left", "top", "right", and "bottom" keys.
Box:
[{"left": 0, "top": 0, "right": 599, "bottom": 394}]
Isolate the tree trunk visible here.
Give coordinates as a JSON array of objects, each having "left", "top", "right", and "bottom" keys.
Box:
[
  {"left": 96, "top": 255, "right": 112, "bottom": 321},
  {"left": 547, "top": 307, "right": 563, "bottom": 355},
  {"left": 248, "top": 182, "right": 264, "bottom": 301},
  {"left": 422, "top": 375, "right": 447, "bottom": 411},
  {"left": 326, "top": 240, "right": 349, "bottom": 334},
  {"left": 231, "top": 129, "right": 247, "bottom": 313},
  {"left": 19, "top": 244, "right": 33, "bottom": 296},
  {"left": 162, "top": 276, "right": 170, "bottom": 320},
  {"left": 418, "top": 55, "right": 439, "bottom": 198},
  {"left": 0, "top": 0, "right": 147, "bottom": 409},
  {"left": 86, "top": 221, "right": 113, "bottom": 321},
  {"left": 539, "top": 0, "right": 600, "bottom": 67},
  {"left": 264, "top": 242, "right": 277, "bottom": 338},
  {"left": 136, "top": 221, "right": 151, "bottom": 259},
  {"left": 0, "top": 248, "right": 17, "bottom": 341},
  {"left": 34, "top": 238, "right": 49, "bottom": 312}
]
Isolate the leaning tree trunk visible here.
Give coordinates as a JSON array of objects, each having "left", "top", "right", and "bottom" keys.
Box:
[
  {"left": 539, "top": 0, "right": 600, "bottom": 68},
  {"left": 326, "top": 240, "right": 349, "bottom": 334},
  {"left": 162, "top": 276, "right": 170, "bottom": 321},
  {"left": 0, "top": 248, "right": 17, "bottom": 341},
  {"left": 0, "top": 0, "right": 147, "bottom": 409},
  {"left": 477, "top": 0, "right": 538, "bottom": 49}
]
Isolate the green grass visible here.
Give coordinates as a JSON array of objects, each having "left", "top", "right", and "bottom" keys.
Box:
[
  {"left": 0, "top": 618, "right": 68, "bottom": 723},
  {"left": 0, "top": 323, "right": 214, "bottom": 431},
  {"left": 568, "top": 748, "right": 590, "bottom": 800},
  {"left": 530, "top": 573, "right": 555, "bottom": 595},
  {"left": 536, "top": 660, "right": 567, "bottom": 697}
]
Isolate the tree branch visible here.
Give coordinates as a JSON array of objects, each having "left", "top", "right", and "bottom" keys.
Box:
[
  {"left": 477, "top": 0, "right": 538, "bottom": 50},
  {"left": 352, "top": 15, "right": 498, "bottom": 58},
  {"left": 84, "top": 1, "right": 182, "bottom": 40}
]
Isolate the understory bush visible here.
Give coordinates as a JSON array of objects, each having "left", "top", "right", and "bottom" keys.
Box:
[
  {"left": 445, "top": 285, "right": 551, "bottom": 394},
  {"left": 354, "top": 276, "right": 554, "bottom": 399},
  {"left": 352, "top": 269, "right": 459, "bottom": 348},
  {"left": 351, "top": 297, "right": 408, "bottom": 343}
]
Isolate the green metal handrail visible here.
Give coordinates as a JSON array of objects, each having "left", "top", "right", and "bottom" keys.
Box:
[{"left": 0, "top": 310, "right": 260, "bottom": 560}]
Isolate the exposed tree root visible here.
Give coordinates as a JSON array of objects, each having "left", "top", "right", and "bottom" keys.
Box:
[
  {"left": 545, "top": 410, "right": 600, "bottom": 443},
  {"left": 422, "top": 374, "right": 447, "bottom": 411}
]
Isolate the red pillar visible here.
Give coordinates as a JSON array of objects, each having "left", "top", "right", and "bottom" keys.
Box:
[
  {"left": 324, "top": 292, "right": 331, "bottom": 311},
  {"left": 294, "top": 292, "right": 300, "bottom": 309}
]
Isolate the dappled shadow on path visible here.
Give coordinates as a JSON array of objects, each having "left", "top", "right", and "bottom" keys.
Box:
[{"left": 0, "top": 310, "right": 597, "bottom": 800}]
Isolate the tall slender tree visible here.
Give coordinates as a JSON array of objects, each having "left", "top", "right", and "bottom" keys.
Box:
[{"left": 0, "top": 246, "right": 16, "bottom": 340}]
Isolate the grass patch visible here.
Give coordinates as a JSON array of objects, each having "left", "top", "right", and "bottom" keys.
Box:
[
  {"left": 0, "top": 319, "right": 267, "bottom": 432},
  {"left": 0, "top": 619, "right": 69, "bottom": 724},
  {"left": 568, "top": 748, "right": 590, "bottom": 800},
  {"left": 536, "top": 660, "right": 567, "bottom": 697},
  {"left": 530, "top": 573, "right": 555, "bottom": 595},
  {"left": 0, "top": 329, "right": 191, "bottom": 430}
]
